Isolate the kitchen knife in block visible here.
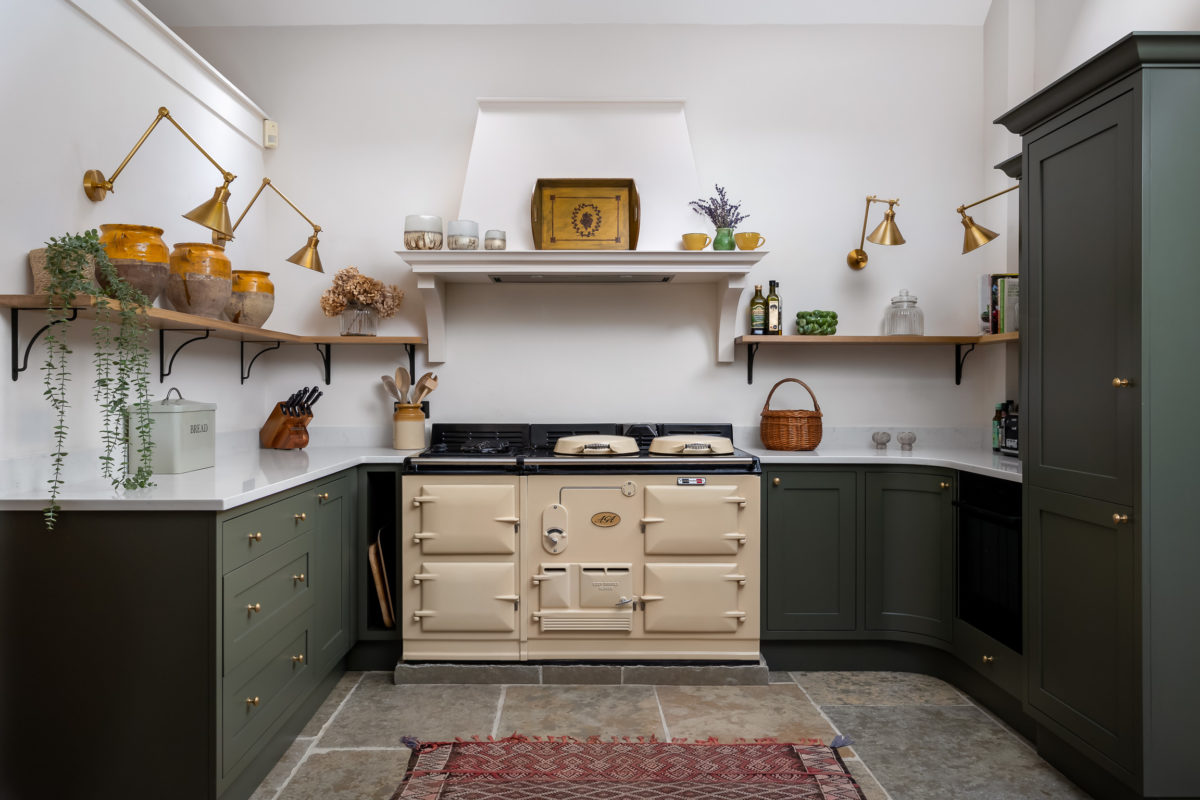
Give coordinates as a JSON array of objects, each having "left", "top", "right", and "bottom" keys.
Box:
[{"left": 258, "top": 402, "right": 312, "bottom": 450}]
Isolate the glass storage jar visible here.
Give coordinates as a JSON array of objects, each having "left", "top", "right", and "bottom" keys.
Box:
[{"left": 884, "top": 289, "right": 924, "bottom": 335}]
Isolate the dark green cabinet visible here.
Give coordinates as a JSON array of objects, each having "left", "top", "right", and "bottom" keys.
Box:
[
  {"left": 763, "top": 469, "right": 857, "bottom": 632},
  {"left": 998, "top": 33, "right": 1200, "bottom": 797},
  {"left": 864, "top": 470, "right": 954, "bottom": 642},
  {"left": 1026, "top": 486, "right": 1137, "bottom": 772},
  {"left": 312, "top": 472, "right": 356, "bottom": 673}
]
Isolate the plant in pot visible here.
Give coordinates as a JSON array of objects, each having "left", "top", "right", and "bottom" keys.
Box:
[
  {"left": 40, "top": 230, "right": 155, "bottom": 530},
  {"left": 689, "top": 184, "right": 749, "bottom": 251},
  {"left": 319, "top": 265, "right": 404, "bottom": 336}
]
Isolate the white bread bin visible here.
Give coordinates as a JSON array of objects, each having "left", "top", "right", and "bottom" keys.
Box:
[{"left": 126, "top": 388, "right": 216, "bottom": 474}]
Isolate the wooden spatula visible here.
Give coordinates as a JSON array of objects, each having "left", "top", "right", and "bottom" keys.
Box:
[{"left": 395, "top": 367, "right": 411, "bottom": 403}]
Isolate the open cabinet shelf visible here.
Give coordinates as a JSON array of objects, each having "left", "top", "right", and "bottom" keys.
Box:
[
  {"left": 735, "top": 332, "right": 1018, "bottom": 384},
  {"left": 2, "top": 294, "right": 425, "bottom": 384}
]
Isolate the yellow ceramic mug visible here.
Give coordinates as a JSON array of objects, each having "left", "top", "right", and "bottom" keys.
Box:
[
  {"left": 682, "top": 233, "right": 711, "bottom": 250},
  {"left": 735, "top": 232, "right": 765, "bottom": 250}
]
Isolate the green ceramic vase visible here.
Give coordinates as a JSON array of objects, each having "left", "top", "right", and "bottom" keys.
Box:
[{"left": 713, "top": 228, "right": 736, "bottom": 251}]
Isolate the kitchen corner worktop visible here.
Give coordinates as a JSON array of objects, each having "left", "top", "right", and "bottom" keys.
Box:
[{"left": 0, "top": 426, "right": 1020, "bottom": 513}]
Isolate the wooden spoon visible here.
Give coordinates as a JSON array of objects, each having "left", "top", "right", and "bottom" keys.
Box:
[
  {"left": 380, "top": 374, "right": 401, "bottom": 401},
  {"left": 395, "top": 367, "right": 411, "bottom": 403},
  {"left": 412, "top": 372, "right": 439, "bottom": 404}
]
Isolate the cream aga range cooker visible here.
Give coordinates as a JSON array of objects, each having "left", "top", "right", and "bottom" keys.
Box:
[{"left": 401, "top": 423, "right": 761, "bottom": 662}]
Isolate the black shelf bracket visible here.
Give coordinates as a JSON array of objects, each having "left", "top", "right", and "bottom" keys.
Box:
[
  {"left": 955, "top": 343, "right": 976, "bottom": 386},
  {"left": 745, "top": 342, "right": 760, "bottom": 385},
  {"left": 240, "top": 340, "right": 282, "bottom": 384},
  {"left": 405, "top": 342, "right": 416, "bottom": 377},
  {"left": 10, "top": 307, "right": 78, "bottom": 382},
  {"left": 159, "top": 328, "right": 211, "bottom": 383},
  {"left": 314, "top": 343, "right": 331, "bottom": 385}
]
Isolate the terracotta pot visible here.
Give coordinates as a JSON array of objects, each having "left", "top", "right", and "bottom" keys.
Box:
[
  {"left": 224, "top": 269, "right": 275, "bottom": 328},
  {"left": 98, "top": 224, "right": 169, "bottom": 303},
  {"left": 166, "top": 242, "right": 232, "bottom": 319}
]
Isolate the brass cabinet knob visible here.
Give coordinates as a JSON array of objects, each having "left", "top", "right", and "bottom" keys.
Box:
[
  {"left": 294, "top": 512, "right": 306, "bottom": 522},
  {"left": 292, "top": 654, "right": 305, "bottom": 664},
  {"left": 982, "top": 655, "right": 995, "bottom": 664},
  {"left": 246, "top": 696, "right": 260, "bottom": 707},
  {"left": 1113, "top": 513, "right": 1129, "bottom": 524},
  {"left": 248, "top": 532, "right": 262, "bottom": 542},
  {"left": 940, "top": 481, "right": 951, "bottom": 490},
  {"left": 317, "top": 492, "right": 330, "bottom": 502},
  {"left": 247, "top": 603, "right": 262, "bottom": 614},
  {"left": 293, "top": 573, "right": 306, "bottom": 583},
  {"left": 1112, "top": 377, "right": 1131, "bottom": 387},
  {"left": 773, "top": 477, "right": 781, "bottom": 486}
]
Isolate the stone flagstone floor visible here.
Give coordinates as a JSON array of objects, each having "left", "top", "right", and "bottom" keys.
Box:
[{"left": 250, "top": 670, "right": 1094, "bottom": 800}]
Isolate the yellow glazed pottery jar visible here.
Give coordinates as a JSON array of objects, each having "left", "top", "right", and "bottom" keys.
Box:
[
  {"left": 98, "top": 223, "right": 170, "bottom": 302},
  {"left": 224, "top": 270, "right": 275, "bottom": 328},
  {"left": 393, "top": 403, "right": 426, "bottom": 450},
  {"left": 166, "top": 242, "right": 232, "bottom": 319}
]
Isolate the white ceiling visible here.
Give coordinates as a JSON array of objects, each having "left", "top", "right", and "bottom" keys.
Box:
[{"left": 137, "top": 0, "right": 994, "bottom": 28}]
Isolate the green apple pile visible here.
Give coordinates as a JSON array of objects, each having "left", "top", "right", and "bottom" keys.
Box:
[{"left": 795, "top": 310, "right": 838, "bottom": 335}]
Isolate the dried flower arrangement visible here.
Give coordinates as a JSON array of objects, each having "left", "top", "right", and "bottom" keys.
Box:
[
  {"left": 689, "top": 184, "right": 749, "bottom": 230},
  {"left": 319, "top": 266, "right": 404, "bottom": 318}
]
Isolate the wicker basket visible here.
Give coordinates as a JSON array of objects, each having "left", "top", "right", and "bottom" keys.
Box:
[{"left": 760, "top": 378, "right": 823, "bottom": 451}]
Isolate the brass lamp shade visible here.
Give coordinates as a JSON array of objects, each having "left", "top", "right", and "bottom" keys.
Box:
[
  {"left": 182, "top": 182, "right": 234, "bottom": 237},
  {"left": 867, "top": 208, "right": 905, "bottom": 246},
  {"left": 961, "top": 213, "right": 999, "bottom": 254},
  {"left": 287, "top": 234, "right": 324, "bottom": 272}
]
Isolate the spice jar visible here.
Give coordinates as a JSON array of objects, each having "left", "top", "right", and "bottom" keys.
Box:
[
  {"left": 884, "top": 289, "right": 924, "bottom": 335},
  {"left": 393, "top": 403, "right": 425, "bottom": 450}
]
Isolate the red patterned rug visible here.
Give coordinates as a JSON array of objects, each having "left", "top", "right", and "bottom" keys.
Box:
[{"left": 391, "top": 736, "right": 867, "bottom": 799}]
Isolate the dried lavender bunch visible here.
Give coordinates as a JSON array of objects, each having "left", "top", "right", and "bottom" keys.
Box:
[{"left": 689, "top": 184, "right": 749, "bottom": 230}]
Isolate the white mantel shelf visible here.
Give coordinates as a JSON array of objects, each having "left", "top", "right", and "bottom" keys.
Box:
[{"left": 397, "top": 250, "right": 766, "bottom": 363}]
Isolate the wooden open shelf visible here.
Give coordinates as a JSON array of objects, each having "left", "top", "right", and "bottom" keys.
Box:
[
  {"left": 734, "top": 331, "right": 1019, "bottom": 384},
  {"left": 2, "top": 294, "right": 424, "bottom": 384}
]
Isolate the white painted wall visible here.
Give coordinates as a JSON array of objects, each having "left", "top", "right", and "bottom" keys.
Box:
[{"left": 158, "top": 22, "right": 1014, "bottom": 436}]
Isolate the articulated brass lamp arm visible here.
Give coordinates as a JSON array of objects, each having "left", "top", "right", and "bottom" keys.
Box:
[
  {"left": 847, "top": 195, "right": 903, "bottom": 269},
  {"left": 217, "top": 177, "right": 325, "bottom": 272}
]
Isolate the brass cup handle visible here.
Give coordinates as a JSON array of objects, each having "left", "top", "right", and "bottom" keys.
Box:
[
  {"left": 939, "top": 481, "right": 952, "bottom": 490},
  {"left": 292, "top": 654, "right": 305, "bottom": 664},
  {"left": 317, "top": 492, "right": 330, "bottom": 502},
  {"left": 248, "top": 532, "right": 263, "bottom": 542},
  {"left": 294, "top": 512, "right": 307, "bottom": 522},
  {"left": 293, "top": 573, "right": 306, "bottom": 583},
  {"left": 1112, "top": 378, "right": 1131, "bottom": 388},
  {"left": 247, "top": 603, "right": 262, "bottom": 614},
  {"left": 773, "top": 477, "right": 781, "bottom": 486},
  {"left": 246, "top": 696, "right": 260, "bottom": 707},
  {"left": 982, "top": 655, "right": 995, "bottom": 664},
  {"left": 1113, "top": 513, "right": 1129, "bottom": 525}
]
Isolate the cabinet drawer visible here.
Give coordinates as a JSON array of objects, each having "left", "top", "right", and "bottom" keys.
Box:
[
  {"left": 223, "top": 534, "right": 313, "bottom": 674},
  {"left": 953, "top": 619, "right": 1023, "bottom": 700},
  {"left": 221, "top": 616, "right": 312, "bottom": 776},
  {"left": 222, "top": 491, "right": 317, "bottom": 573}
]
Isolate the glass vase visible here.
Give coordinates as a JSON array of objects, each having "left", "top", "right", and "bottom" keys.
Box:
[
  {"left": 340, "top": 304, "right": 378, "bottom": 336},
  {"left": 713, "top": 227, "right": 736, "bottom": 251}
]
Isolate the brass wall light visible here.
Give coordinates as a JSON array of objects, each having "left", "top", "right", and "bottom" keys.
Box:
[
  {"left": 957, "top": 185, "right": 1019, "bottom": 253},
  {"left": 215, "top": 178, "right": 324, "bottom": 272},
  {"left": 83, "top": 106, "right": 237, "bottom": 238},
  {"left": 847, "top": 195, "right": 905, "bottom": 269}
]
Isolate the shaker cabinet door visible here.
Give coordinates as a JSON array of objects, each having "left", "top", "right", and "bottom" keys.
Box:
[{"left": 1024, "top": 88, "right": 1139, "bottom": 505}]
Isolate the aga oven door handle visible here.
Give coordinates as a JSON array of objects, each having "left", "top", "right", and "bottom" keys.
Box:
[
  {"left": 639, "top": 516, "right": 664, "bottom": 533},
  {"left": 412, "top": 610, "right": 436, "bottom": 618},
  {"left": 722, "top": 532, "right": 747, "bottom": 545},
  {"left": 494, "top": 516, "right": 520, "bottom": 525},
  {"left": 723, "top": 495, "right": 748, "bottom": 507},
  {"left": 412, "top": 572, "right": 438, "bottom": 584},
  {"left": 412, "top": 532, "right": 437, "bottom": 544},
  {"left": 723, "top": 573, "right": 748, "bottom": 585},
  {"left": 640, "top": 594, "right": 664, "bottom": 602},
  {"left": 723, "top": 611, "right": 748, "bottom": 621},
  {"left": 412, "top": 494, "right": 439, "bottom": 506}
]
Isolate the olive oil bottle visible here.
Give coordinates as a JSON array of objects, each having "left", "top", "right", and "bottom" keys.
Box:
[
  {"left": 750, "top": 284, "right": 766, "bottom": 335},
  {"left": 767, "top": 280, "right": 781, "bottom": 335}
]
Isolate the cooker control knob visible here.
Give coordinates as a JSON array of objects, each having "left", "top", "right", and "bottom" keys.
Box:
[
  {"left": 621, "top": 481, "right": 637, "bottom": 497},
  {"left": 543, "top": 504, "right": 569, "bottom": 553}
]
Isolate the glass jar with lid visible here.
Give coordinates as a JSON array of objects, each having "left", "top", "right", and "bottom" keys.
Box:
[{"left": 884, "top": 289, "right": 924, "bottom": 335}]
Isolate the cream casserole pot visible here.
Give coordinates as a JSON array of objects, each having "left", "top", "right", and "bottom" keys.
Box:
[{"left": 126, "top": 388, "right": 216, "bottom": 474}]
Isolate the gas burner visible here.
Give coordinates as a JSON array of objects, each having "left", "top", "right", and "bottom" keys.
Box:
[{"left": 459, "top": 436, "right": 511, "bottom": 454}]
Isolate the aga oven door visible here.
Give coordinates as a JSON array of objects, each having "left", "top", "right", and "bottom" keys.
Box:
[
  {"left": 641, "top": 484, "right": 749, "bottom": 554},
  {"left": 642, "top": 563, "right": 746, "bottom": 632},
  {"left": 401, "top": 475, "right": 521, "bottom": 660}
]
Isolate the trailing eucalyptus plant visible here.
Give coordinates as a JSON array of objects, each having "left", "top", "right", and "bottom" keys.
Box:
[{"left": 40, "top": 230, "right": 154, "bottom": 530}]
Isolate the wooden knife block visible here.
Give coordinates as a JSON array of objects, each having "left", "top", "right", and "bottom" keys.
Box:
[{"left": 259, "top": 403, "right": 312, "bottom": 450}]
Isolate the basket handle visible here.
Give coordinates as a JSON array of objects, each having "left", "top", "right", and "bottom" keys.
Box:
[{"left": 762, "top": 378, "right": 822, "bottom": 415}]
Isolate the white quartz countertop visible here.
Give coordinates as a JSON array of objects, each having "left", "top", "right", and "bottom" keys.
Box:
[{"left": 0, "top": 426, "right": 1019, "bottom": 512}]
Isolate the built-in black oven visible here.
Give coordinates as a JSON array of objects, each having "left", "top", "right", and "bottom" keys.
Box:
[{"left": 955, "top": 472, "right": 1022, "bottom": 653}]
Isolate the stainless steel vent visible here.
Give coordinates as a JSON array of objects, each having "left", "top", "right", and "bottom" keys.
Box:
[{"left": 488, "top": 274, "right": 673, "bottom": 283}]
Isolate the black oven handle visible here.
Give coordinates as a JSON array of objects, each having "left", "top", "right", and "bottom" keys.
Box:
[{"left": 953, "top": 501, "right": 1021, "bottom": 526}]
